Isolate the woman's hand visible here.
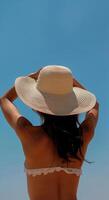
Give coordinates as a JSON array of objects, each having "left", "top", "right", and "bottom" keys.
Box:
[
  {"left": 73, "top": 77, "right": 87, "bottom": 90},
  {"left": 27, "top": 68, "right": 42, "bottom": 79}
]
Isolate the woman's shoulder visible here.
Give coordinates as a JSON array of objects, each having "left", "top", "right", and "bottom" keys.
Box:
[{"left": 17, "top": 125, "right": 47, "bottom": 149}]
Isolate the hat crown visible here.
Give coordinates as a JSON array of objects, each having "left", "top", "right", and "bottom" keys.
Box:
[{"left": 36, "top": 65, "right": 73, "bottom": 94}]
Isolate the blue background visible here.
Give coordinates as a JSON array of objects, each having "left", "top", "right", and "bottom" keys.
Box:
[{"left": 0, "top": 0, "right": 108, "bottom": 199}]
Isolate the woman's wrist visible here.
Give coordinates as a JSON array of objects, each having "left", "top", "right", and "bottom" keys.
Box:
[
  {"left": 1, "top": 86, "right": 18, "bottom": 102},
  {"left": 0, "top": 68, "right": 42, "bottom": 103}
]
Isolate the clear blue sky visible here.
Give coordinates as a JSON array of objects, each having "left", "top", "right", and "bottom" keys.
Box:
[{"left": 0, "top": 0, "right": 109, "bottom": 199}]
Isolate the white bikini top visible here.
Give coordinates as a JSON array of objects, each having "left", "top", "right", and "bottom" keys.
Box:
[{"left": 24, "top": 166, "right": 82, "bottom": 177}]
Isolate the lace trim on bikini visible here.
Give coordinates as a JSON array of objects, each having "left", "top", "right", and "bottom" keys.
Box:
[{"left": 24, "top": 166, "right": 82, "bottom": 177}]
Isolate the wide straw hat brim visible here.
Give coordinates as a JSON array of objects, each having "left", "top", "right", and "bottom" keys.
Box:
[{"left": 15, "top": 76, "right": 96, "bottom": 116}]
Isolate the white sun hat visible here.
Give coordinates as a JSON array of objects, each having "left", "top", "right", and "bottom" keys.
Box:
[{"left": 15, "top": 65, "right": 96, "bottom": 116}]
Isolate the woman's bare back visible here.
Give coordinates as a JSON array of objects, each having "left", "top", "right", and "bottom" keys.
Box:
[
  {"left": 21, "top": 126, "right": 88, "bottom": 200},
  {"left": 0, "top": 68, "right": 99, "bottom": 200}
]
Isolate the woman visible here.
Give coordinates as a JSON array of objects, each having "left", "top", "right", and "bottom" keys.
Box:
[{"left": 0, "top": 65, "right": 99, "bottom": 200}]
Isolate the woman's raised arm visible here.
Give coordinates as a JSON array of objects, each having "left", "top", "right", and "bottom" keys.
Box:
[
  {"left": 73, "top": 76, "right": 99, "bottom": 144},
  {"left": 0, "top": 68, "right": 42, "bottom": 139}
]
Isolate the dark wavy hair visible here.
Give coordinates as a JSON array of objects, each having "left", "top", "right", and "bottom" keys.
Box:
[{"left": 35, "top": 110, "right": 92, "bottom": 164}]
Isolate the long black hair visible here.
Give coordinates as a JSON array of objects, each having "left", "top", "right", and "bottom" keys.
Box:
[{"left": 36, "top": 110, "right": 92, "bottom": 164}]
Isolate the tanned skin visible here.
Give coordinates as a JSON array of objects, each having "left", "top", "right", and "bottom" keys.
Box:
[{"left": 0, "top": 68, "right": 99, "bottom": 200}]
